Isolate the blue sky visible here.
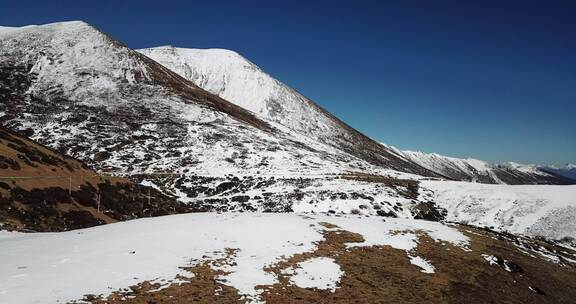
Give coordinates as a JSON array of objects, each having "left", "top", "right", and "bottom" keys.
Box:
[{"left": 1, "top": 0, "right": 574, "bottom": 165}]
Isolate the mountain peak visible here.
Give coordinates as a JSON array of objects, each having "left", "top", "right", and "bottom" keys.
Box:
[
  {"left": 0, "top": 20, "right": 93, "bottom": 34},
  {"left": 140, "top": 46, "right": 249, "bottom": 70}
]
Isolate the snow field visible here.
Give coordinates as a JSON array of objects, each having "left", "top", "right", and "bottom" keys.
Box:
[
  {"left": 0, "top": 213, "right": 470, "bottom": 304},
  {"left": 422, "top": 181, "right": 576, "bottom": 240}
]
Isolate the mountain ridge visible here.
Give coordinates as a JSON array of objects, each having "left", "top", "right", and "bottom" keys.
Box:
[
  {"left": 393, "top": 148, "right": 574, "bottom": 184},
  {"left": 137, "top": 46, "right": 440, "bottom": 176},
  {"left": 539, "top": 164, "right": 576, "bottom": 181}
]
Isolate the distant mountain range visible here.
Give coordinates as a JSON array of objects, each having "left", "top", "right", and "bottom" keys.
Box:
[
  {"left": 539, "top": 164, "right": 576, "bottom": 181},
  {"left": 389, "top": 148, "right": 576, "bottom": 184}
]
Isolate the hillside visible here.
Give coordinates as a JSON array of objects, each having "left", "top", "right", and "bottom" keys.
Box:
[
  {"left": 137, "top": 46, "right": 437, "bottom": 175},
  {"left": 0, "top": 126, "right": 194, "bottom": 232},
  {"left": 1, "top": 213, "right": 575, "bottom": 303},
  {"left": 420, "top": 180, "right": 576, "bottom": 242}
]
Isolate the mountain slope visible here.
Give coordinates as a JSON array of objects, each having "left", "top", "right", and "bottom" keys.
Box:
[
  {"left": 138, "top": 46, "right": 569, "bottom": 185},
  {"left": 0, "top": 126, "right": 192, "bottom": 232},
  {"left": 137, "top": 46, "right": 437, "bottom": 176},
  {"left": 0, "top": 22, "right": 359, "bottom": 174},
  {"left": 0, "top": 21, "right": 444, "bottom": 210}
]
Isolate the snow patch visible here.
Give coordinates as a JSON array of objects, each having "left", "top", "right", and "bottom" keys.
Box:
[
  {"left": 482, "top": 254, "right": 499, "bottom": 266},
  {"left": 422, "top": 180, "right": 576, "bottom": 240},
  {"left": 288, "top": 257, "right": 343, "bottom": 291},
  {"left": 409, "top": 256, "right": 436, "bottom": 273}
]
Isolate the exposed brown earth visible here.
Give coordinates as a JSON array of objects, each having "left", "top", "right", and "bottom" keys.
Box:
[
  {"left": 0, "top": 126, "right": 93, "bottom": 177},
  {"left": 78, "top": 221, "right": 576, "bottom": 304},
  {"left": 442, "top": 226, "right": 576, "bottom": 304}
]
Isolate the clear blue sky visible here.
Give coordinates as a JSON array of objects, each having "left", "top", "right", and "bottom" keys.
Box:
[{"left": 1, "top": 0, "right": 574, "bottom": 165}]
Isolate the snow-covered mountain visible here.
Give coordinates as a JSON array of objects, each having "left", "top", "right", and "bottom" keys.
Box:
[
  {"left": 1, "top": 21, "right": 573, "bottom": 227},
  {"left": 540, "top": 164, "right": 576, "bottom": 181},
  {"left": 138, "top": 46, "right": 571, "bottom": 185},
  {"left": 394, "top": 149, "right": 572, "bottom": 184},
  {"left": 0, "top": 21, "right": 382, "bottom": 176},
  {"left": 0, "top": 21, "right": 446, "bottom": 213},
  {"left": 137, "top": 46, "right": 436, "bottom": 175}
]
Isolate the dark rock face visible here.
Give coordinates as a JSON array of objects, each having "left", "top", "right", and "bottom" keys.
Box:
[
  {"left": 63, "top": 210, "right": 106, "bottom": 230},
  {"left": 376, "top": 210, "right": 398, "bottom": 218},
  {"left": 411, "top": 202, "right": 447, "bottom": 221}
]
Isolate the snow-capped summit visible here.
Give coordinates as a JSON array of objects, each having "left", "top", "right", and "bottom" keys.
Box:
[
  {"left": 1, "top": 21, "right": 351, "bottom": 176},
  {"left": 0, "top": 21, "right": 268, "bottom": 132},
  {"left": 1, "top": 21, "right": 152, "bottom": 102},
  {"left": 138, "top": 46, "right": 325, "bottom": 132}
]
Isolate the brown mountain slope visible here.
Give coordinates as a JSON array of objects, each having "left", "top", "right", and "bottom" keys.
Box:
[{"left": 0, "top": 127, "right": 195, "bottom": 232}]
